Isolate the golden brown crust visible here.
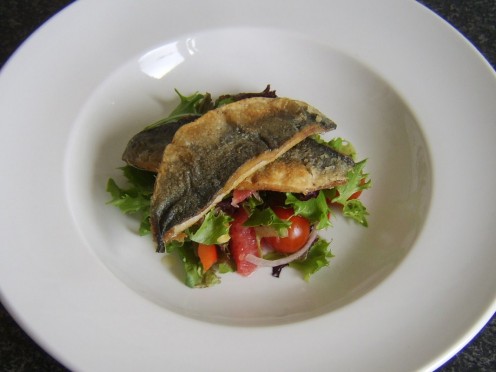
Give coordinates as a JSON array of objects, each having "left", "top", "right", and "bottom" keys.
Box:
[
  {"left": 238, "top": 158, "right": 347, "bottom": 193},
  {"left": 237, "top": 138, "right": 354, "bottom": 193}
]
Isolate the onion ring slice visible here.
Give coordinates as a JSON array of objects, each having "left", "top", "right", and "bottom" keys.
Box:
[{"left": 245, "top": 229, "right": 318, "bottom": 267}]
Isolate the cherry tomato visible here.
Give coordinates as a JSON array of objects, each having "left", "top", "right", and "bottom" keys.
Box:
[
  {"left": 229, "top": 208, "right": 259, "bottom": 276},
  {"left": 264, "top": 207, "right": 311, "bottom": 254}
]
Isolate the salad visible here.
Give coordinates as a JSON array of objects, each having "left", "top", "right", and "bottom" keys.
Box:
[{"left": 107, "top": 87, "right": 371, "bottom": 287}]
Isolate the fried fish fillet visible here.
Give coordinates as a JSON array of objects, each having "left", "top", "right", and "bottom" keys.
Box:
[
  {"left": 151, "top": 97, "right": 337, "bottom": 252},
  {"left": 122, "top": 115, "right": 198, "bottom": 172},
  {"left": 237, "top": 138, "right": 354, "bottom": 193},
  {"left": 122, "top": 119, "right": 354, "bottom": 189}
]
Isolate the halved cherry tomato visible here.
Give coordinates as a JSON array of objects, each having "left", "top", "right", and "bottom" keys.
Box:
[
  {"left": 264, "top": 207, "right": 311, "bottom": 254},
  {"left": 197, "top": 244, "right": 218, "bottom": 271},
  {"left": 229, "top": 208, "right": 259, "bottom": 276}
]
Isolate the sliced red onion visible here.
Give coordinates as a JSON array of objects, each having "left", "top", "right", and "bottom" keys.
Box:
[{"left": 245, "top": 229, "right": 319, "bottom": 267}]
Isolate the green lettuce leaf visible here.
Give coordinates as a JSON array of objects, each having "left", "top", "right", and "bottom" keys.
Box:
[
  {"left": 243, "top": 207, "right": 291, "bottom": 236},
  {"left": 289, "top": 238, "right": 334, "bottom": 281},
  {"left": 189, "top": 209, "right": 233, "bottom": 245},
  {"left": 215, "top": 97, "right": 235, "bottom": 107},
  {"left": 342, "top": 199, "right": 369, "bottom": 227},
  {"left": 145, "top": 90, "right": 212, "bottom": 129},
  {"left": 169, "top": 240, "right": 221, "bottom": 288},
  {"left": 242, "top": 194, "right": 264, "bottom": 212},
  {"left": 285, "top": 191, "right": 332, "bottom": 230},
  {"left": 106, "top": 166, "right": 155, "bottom": 235},
  {"left": 168, "top": 90, "right": 206, "bottom": 117},
  {"left": 330, "top": 159, "right": 371, "bottom": 227},
  {"left": 331, "top": 159, "right": 371, "bottom": 204}
]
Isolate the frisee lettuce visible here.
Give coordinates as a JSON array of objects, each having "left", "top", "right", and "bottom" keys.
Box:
[
  {"left": 168, "top": 90, "right": 207, "bottom": 118},
  {"left": 285, "top": 190, "right": 332, "bottom": 230},
  {"left": 243, "top": 207, "right": 291, "bottom": 236},
  {"left": 342, "top": 199, "right": 370, "bottom": 227},
  {"left": 313, "top": 135, "right": 372, "bottom": 227},
  {"left": 331, "top": 159, "right": 371, "bottom": 227},
  {"left": 145, "top": 90, "right": 212, "bottom": 129},
  {"left": 189, "top": 209, "right": 234, "bottom": 245},
  {"left": 289, "top": 238, "right": 334, "bottom": 281},
  {"left": 106, "top": 166, "right": 155, "bottom": 235},
  {"left": 264, "top": 238, "right": 334, "bottom": 281},
  {"left": 331, "top": 160, "right": 370, "bottom": 203}
]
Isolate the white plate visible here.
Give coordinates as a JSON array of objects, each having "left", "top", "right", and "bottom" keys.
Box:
[{"left": 0, "top": 0, "right": 495, "bottom": 371}]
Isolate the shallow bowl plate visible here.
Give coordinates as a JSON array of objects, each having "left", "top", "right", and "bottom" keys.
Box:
[{"left": 0, "top": 1, "right": 495, "bottom": 371}]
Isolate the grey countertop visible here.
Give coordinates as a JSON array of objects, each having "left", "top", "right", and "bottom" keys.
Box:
[{"left": 1, "top": 1, "right": 495, "bottom": 371}]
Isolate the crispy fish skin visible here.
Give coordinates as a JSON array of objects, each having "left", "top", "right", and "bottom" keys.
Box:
[
  {"left": 151, "top": 97, "right": 336, "bottom": 252},
  {"left": 121, "top": 115, "right": 197, "bottom": 172},
  {"left": 237, "top": 138, "right": 354, "bottom": 193}
]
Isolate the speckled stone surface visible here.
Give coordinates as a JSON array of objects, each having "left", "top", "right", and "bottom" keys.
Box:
[{"left": 0, "top": 1, "right": 494, "bottom": 371}]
